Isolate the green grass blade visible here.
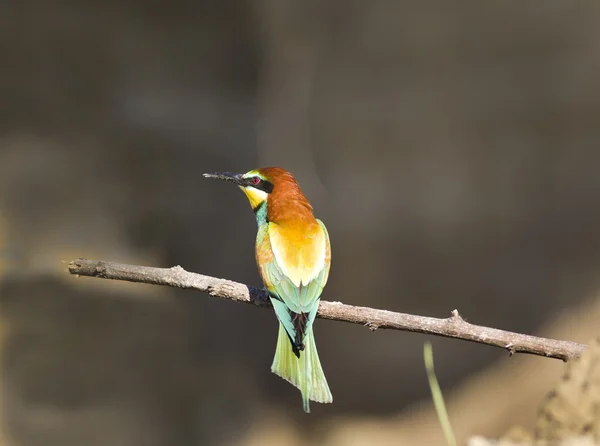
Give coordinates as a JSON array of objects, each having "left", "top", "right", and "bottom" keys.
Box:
[{"left": 424, "top": 341, "right": 457, "bottom": 446}]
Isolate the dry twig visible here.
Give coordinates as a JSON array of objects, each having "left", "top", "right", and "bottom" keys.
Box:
[{"left": 68, "top": 258, "right": 587, "bottom": 361}]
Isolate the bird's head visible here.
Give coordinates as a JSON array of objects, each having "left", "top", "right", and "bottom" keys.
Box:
[
  {"left": 204, "top": 167, "right": 286, "bottom": 210},
  {"left": 203, "top": 167, "right": 313, "bottom": 221}
]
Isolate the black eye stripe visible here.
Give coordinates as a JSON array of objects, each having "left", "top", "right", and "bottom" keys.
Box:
[
  {"left": 258, "top": 180, "right": 274, "bottom": 193},
  {"left": 246, "top": 177, "right": 274, "bottom": 193}
]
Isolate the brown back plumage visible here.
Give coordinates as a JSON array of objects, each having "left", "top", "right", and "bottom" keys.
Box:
[{"left": 256, "top": 167, "right": 316, "bottom": 225}]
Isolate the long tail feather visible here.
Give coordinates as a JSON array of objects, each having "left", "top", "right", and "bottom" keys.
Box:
[{"left": 271, "top": 323, "right": 332, "bottom": 413}]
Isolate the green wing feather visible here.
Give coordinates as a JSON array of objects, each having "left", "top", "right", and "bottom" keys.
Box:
[{"left": 258, "top": 220, "right": 330, "bottom": 345}]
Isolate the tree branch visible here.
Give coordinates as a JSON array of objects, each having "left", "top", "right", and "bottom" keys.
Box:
[{"left": 67, "top": 258, "right": 587, "bottom": 361}]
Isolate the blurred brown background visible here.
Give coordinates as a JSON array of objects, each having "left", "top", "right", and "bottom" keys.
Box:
[{"left": 1, "top": 1, "right": 600, "bottom": 445}]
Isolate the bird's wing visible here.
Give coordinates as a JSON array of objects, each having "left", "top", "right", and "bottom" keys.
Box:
[
  {"left": 316, "top": 219, "right": 331, "bottom": 286},
  {"left": 256, "top": 220, "right": 331, "bottom": 344}
]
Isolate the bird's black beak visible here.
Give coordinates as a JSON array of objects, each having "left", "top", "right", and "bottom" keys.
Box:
[{"left": 203, "top": 172, "right": 245, "bottom": 186}]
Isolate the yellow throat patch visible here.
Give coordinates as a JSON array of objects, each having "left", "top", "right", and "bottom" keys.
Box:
[{"left": 241, "top": 186, "right": 268, "bottom": 210}]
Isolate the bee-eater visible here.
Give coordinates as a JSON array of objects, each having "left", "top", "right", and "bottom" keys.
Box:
[{"left": 203, "top": 167, "right": 332, "bottom": 412}]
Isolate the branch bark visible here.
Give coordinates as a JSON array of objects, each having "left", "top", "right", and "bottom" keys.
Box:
[{"left": 67, "top": 258, "right": 587, "bottom": 361}]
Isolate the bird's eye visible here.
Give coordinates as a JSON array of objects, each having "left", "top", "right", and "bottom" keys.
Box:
[{"left": 251, "top": 176, "right": 261, "bottom": 185}]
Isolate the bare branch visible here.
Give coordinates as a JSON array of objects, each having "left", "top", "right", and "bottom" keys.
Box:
[{"left": 67, "top": 258, "right": 587, "bottom": 361}]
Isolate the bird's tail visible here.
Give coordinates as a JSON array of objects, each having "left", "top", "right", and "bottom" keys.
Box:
[{"left": 271, "top": 323, "right": 332, "bottom": 413}]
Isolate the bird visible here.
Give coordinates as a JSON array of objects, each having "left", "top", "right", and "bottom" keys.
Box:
[{"left": 203, "top": 167, "right": 332, "bottom": 413}]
